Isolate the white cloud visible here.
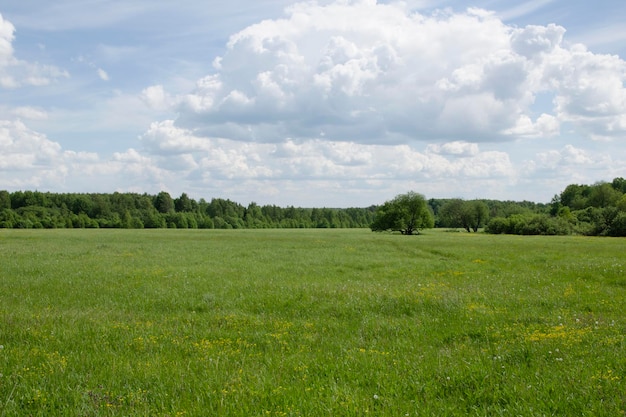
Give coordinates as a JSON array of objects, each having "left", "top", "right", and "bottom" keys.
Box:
[
  {"left": 140, "top": 85, "right": 174, "bottom": 111},
  {"left": 141, "top": 120, "right": 212, "bottom": 154},
  {"left": 426, "top": 141, "right": 479, "bottom": 157},
  {"left": 0, "top": 13, "right": 15, "bottom": 60},
  {"left": 97, "top": 68, "right": 110, "bottom": 81},
  {"left": 0, "top": 13, "right": 69, "bottom": 88},
  {"left": 139, "top": 125, "right": 513, "bottom": 183},
  {"left": 530, "top": 144, "right": 607, "bottom": 174},
  {"left": 2, "top": 2, "right": 626, "bottom": 207},
  {"left": 501, "top": 113, "right": 559, "bottom": 137},
  {"left": 0, "top": 119, "right": 84, "bottom": 188},
  {"left": 0, "top": 120, "right": 60, "bottom": 168},
  {"left": 168, "top": 1, "right": 626, "bottom": 146},
  {"left": 0, "top": 118, "right": 168, "bottom": 192},
  {"left": 545, "top": 44, "right": 626, "bottom": 140}
]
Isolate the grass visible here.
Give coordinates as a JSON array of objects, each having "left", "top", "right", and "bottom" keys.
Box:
[{"left": 0, "top": 228, "right": 625, "bottom": 416}]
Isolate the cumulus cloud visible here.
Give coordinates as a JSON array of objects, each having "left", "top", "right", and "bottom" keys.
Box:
[
  {"left": 0, "top": 119, "right": 169, "bottom": 192},
  {"left": 0, "top": 13, "right": 69, "bottom": 88},
  {"left": 125, "top": 0, "right": 626, "bottom": 204},
  {"left": 164, "top": 1, "right": 626, "bottom": 146},
  {"left": 141, "top": 120, "right": 213, "bottom": 154},
  {"left": 501, "top": 113, "right": 560, "bottom": 137},
  {"left": 0, "top": 120, "right": 90, "bottom": 187},
  {"left": 140, "top": 85, "right": 174, "bottom": 111},
  {"left": 534, "top": 144, "right": 596, "bottom": 169},
  {"left": 139, "top": 125, "right": 514, "bottom": 184},
  {"left": 522, "top": 143, "right": 615, "bottom": 190},
  {"left": 3, "top": 2, "right": 625, "bottom": 207}
]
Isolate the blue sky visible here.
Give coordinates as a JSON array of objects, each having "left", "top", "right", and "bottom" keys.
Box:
[{"left": 1, "top": 0, "right": 625, "bottom": 207}]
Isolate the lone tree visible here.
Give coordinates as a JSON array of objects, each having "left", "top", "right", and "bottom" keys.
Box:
[{"left": 370, "top": 191, "right": 434, "bottom": 235}]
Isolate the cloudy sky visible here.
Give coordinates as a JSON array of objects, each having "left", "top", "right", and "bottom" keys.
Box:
[{"left": 1, "top": 0, "right": 625, "bottom": 207}]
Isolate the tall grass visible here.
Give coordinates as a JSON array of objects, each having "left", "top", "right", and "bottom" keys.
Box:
[{"left": 0, "top": 229, "right": 624, "bottom": 416}]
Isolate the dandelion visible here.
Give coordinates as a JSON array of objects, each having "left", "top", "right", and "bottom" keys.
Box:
[{"left": 373, "top": 394, "right": 379, "bottom": 400}]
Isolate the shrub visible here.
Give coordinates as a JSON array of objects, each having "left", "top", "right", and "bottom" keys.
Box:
[
  {"left": 486, "top": 214, "right": 572, "bottom": 235},
  {"left": 608, "top": 212, "right": 626, "bottom": 237}
]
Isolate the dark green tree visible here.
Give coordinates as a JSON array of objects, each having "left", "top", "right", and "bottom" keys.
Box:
[
  {"left": 438, "top": 199, "right": 466, "bottom": 229},
  {"left": 0, "top": 190, "right": 10, "bottom": 210},
  {"left": 468, "top": 200, "right": 489, "bottom": 232},
  {"left": 370, "top": 191, "right": 434, "bottom": 235},
  {"left": 611, "top": 177, "right": 626, "bottom": 194},
  {"left": 617, "top": 194, "right": 626, "bottom": 212},
  {"left": 438, "top": 199, "right": 489, "bottom": 232},
  {"left": 154, "top": 191, "right": 175, "bottom": 214},
  {"left": 560, "top": 184, "right": 591, "bottom": 210},
  {"left": 174, "top": 192, "right": 193, "bottom": 212},
  {"left": 587, "top": 182, "right": 621, "bottom": 208}
]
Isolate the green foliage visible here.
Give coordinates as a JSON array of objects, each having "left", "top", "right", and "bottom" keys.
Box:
[
  {"left": 154, "top": 191, "right": 175, "bottom": 214},
  {"left": 439, "top": 199, "right": 489, "bottom": 232},
  {"left": 608, "top": 212, "right": 626, "bottom": 237},
  {"left": 572, "top": 207, "right": 621, "bottom": 236},
  {"left": 1, "top": 229, "right": 625, "bottom": 415},
  {"left": 486, "top": 214, "right": 573, "bottom": 235},
  {"left": 174, "top": 192, "right": 194, "bottom": 212},
  {"left": 437, "top": 198, "right": 465, "bottom": 229},
  {"left": 587, "top": 183, "right": 621, "bottom": 208},
  {"left": 611, "top": 177, "right": 626, "bottom": 193},
  {"left": 3, "top": 177, "right": 624, "bottom": 236},
  {"left": 618, "top": 195, "right": 626, "bottom": 212},
  {"left": 559, "top": 183, "right": 591, "bottom": 210},
  {"left": 489, "top": 178, "right": 626, "bottom": 236},
  {"left": 0, "top": 191, "right": 376, "bottom": 230},
  {"left": 0, "top": 190, "right": 10, "bottom": 210},
  {"left": 371, "top": 191, "right": 434, "bottom": 234}
]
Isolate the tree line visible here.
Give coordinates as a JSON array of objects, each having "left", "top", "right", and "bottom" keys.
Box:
[
  {"left": 483, "top": 177, "right": 626, "bottom": 236},
  {"left": 369, "top": 177, "right": 626, "bottom": 237},
  {"left": 0, "top": 191, "right": 376, "bottom": 229},
  {"left": 2, "top": 177, "right": 625, "bottom": 236},
  {"left": 441, "top": 177, "right": 626, "bottom": 236},
  {"left": 0, "top": 189, "right": 545, "bottom": 231},
  {"left": 370, "top": 193, "right": 547, "bottom": 235}
]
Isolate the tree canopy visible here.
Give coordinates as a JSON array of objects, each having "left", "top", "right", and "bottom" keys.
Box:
[
  {"left": 485, "top": 177, "right": 626, "bottom": 236},
  {"left": 0, "top": 191, "right": 376, "bottom": 230},
  {"left": 438, "top": 199, "right": 489, "bottom": 232},
  {"left": 370, "top": 191, "right": 434, "bottom": 235},
  {"left": 2, "top": 177, "right": 625, "bottom": 236}
]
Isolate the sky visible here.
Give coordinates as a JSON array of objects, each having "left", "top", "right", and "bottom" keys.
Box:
[{"left": 1, "top": 0, "right": 625, "bottom": 207}]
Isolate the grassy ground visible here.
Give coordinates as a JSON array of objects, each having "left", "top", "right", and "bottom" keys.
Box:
[{"left": 0, "top": 228, "right": 624, "bottom": 416}]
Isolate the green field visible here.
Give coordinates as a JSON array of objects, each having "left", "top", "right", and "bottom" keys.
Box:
[{"left": 0, "top": 229, "right": 624, "bottom": 416}]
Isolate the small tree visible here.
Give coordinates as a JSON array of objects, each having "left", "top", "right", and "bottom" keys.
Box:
[
  {"left": 439, "top": 199, "right": 489, "bottom": 232},
  {"left": 468, "top": 200, "right": 489, "bottom": 232},
  {"left": 371, "top": 191, "right": 434, "bottom": 235},
  {"left": 438, "top": 199, "right": 466, "bottom": 229}
]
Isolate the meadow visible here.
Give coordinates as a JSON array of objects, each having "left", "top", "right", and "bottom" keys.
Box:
[{"left": 0, "top": 228, "right": 624, "bottom": 416}]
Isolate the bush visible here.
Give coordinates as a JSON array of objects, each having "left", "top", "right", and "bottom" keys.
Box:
[
  {"left": 486, "top": 214, "right": 572, "bottom": 235},
  {"left": 485, "top": 217, "right": 508, "bottom": 234},
  {"left": 608, "top": 212, "right": 626, "bottom": 237}
]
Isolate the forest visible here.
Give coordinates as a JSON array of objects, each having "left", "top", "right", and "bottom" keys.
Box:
[
  {"left": 482, "top": 177, "right": 626, "bottom": 237},
  {"left": 0, "top": 177, "right": 625, "bottom": 236}
]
